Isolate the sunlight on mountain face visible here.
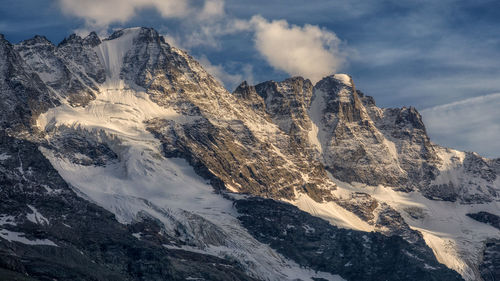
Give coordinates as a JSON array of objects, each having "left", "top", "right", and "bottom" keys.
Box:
[{"left": 1, "top": 4, "right": 500, "bottom": 279}]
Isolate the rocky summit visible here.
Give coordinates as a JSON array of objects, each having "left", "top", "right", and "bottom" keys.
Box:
[{"left": 0, "top": 27, "right": 499, "bottom": 281}]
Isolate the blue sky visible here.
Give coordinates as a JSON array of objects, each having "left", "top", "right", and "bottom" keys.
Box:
[{"left": 1, "top": 0, "right": 500, "bottom": 157}]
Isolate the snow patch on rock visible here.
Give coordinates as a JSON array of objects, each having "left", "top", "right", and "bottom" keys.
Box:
[
  {"left": 26, "top": 205, "right": 49, "bottom": 225},
  {"left": 0, "top": 215, "right": 16, "bottom": 226},
  {"left": 0, "top": 153, "right": 11, "bottom": 161},
  {"left": 36, "top": 30, "right": 345, "bottom": 280},
  {"left": 308, "top": 88, "right": 327, "bottom": 156},
  {"left": 94, "top": 27, "right": 141, "bottom": 88},
  {"left": 329, "top": 178, "right": 500, "bottom": 280},
  {"left": 0, "top": 229, "right": 57, "bottom": 246},
  {"left": 285, "top": 193, "right": 374, "bottom": 232}
]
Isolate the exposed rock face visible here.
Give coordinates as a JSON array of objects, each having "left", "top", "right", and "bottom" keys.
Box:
[
  {"left": 43, "top": 131, "right": 119, "bottom": 166},
  {"left": 0, "top": 35, "right": 55, "bottom": 135},
  {"left": 0, "top": 133, "right": 256, "bottom": 281},
  {"left": 254, "top": 77, "right": 314, "bottom": 135},
  {"left": 467, "top": 212, "right": 500, "bottom": 230},
  {"left": 302, "top": 74, "right": 499, "bottom": 204},
  {"left": 467, "top": 212, "right": 500, "bottom": 281},
  {"left": 234, "top": 197, "right": 463, "bottom": 281},
  {"left": 312, "top": 75, "right": 410, "bottom": 187},
  {"left": 232, "top": 81, "right": 267, "bottom": 115},
  {"left": 14, "top": 33, "right": 103, "bottom": 107},
  {"left": 480, "top": 240, "right": 500, "bottom": 281},
  {"left": 1, "top": 27, "right": 499, "bottom": 281},
  {"left": 147, "top": 118, "right": 300, "bottom": 198}
]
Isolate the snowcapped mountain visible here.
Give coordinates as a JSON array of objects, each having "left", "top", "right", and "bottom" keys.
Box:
[{"left": 0, "top": 27, "right": 498, "bottom": 281}]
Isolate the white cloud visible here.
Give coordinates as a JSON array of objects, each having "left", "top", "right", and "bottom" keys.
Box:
[
  {"left": 199, "top": 0, "right": 225, "bottom": 20},
  {"left": 198, "top": 56, "right": 254, "bottom": 90},
  {"left": 181, "top": 18, "right": 252, "bottom": 48},
  {"left": 57, "top": 0, "right": 349, "bottom": 87},
  {"left": 160, "top": 32, "right": 183, "bottom": 49},
  {"left": 182, "top": 16, "right": 348, "bottom": 83},
  {"left": 421, "top": 93, "right": 500, "bottom": 158},
  {"left": 250, "top": 15, "right": 346, "bottom": 83},
  {"left": 58, "top": 0, "right": 223, "bottom": 29}
]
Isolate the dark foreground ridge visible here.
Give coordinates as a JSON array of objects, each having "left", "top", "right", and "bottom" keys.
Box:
[
  {"left": 0, "top": 133, "right": 256, "bottom": 281},
  {"left": 1, "top": 27, "right": 498, "bottom": 280},
  {"left": 235, "top": 197, "right": 463, "bottom": 281}
]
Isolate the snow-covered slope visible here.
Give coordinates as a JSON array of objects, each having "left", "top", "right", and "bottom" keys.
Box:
[
  {"left": 248, "top": 72, "right": 499, "bottom": 280},
  {"left": 35, "top": 28, "right": 343, "bottom": 281},
  {"left": 328, "top": 177, "right": 499, "bottom": 280},
  {"left": 94, "top": 27, "right": 139, "bottom": 89},
  {"left": 1, "top": 27, "right": 498, "bottom": 281},
  {"left": 296, "top": 74, "right": 500, "bottom": 280}
]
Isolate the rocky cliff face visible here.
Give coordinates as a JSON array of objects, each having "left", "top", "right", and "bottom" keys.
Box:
[
  {"left": 235, "top": 197, "right": 462, "bottom": 281},
  {"left": 14, "top": 33, "right": 102, "bottom": 107},
  {"left": 0, "top": 133, "right": 257, "bottom": 281},
  {"left": 0, "top": 27, "right": 499, "bottom": 281},
  {"left": 0, "top": 36, "right": 55, "bottom": 136}
]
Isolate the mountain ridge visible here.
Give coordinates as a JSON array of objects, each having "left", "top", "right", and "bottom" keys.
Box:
[{"left": 0, "top": 27, "right": 498, "bottom": 281}]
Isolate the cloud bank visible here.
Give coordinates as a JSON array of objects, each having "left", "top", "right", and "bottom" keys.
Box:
[
  {"left": 56, "top": 0, "right": 347, "bottom": 86},
  {"left": 176, "top": 16, "right": 347, "bottom": 84},
  {"left": 250, "top": 15, "right": 345, "bottom": 83},
  {"left": 421, "top": 93, "right": 500, "bottom": 158},
  {"left": 58, "top": 0, "right": 223, "bottom": 28},
  {"left": 198, "top": 56, "right": 254, "bottom": 91}
]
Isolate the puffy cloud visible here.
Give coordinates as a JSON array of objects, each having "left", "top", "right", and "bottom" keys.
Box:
[
  {"left": 181, "top": 16, "right": 347, "bottom": 83},
  {"left": 198, "top": 56, "right": 254, "bottom": 90},
  {"left": 57, "top": 0, "right": 223, "bottom": 29},
  {"left": 56, "top": 0, "right": 349, "bottom": 86},
  {"left": 421, "top": 93, "right": 500, "bottom": 158},
  {"left": 250, "top": 15, "right": 346, "bottom": 83},
  {"left": 199, "top": 0, "right": 225, "bottom": 20},
  {"left": 181, "top": 18, "right": 253, "bottom": 48}
]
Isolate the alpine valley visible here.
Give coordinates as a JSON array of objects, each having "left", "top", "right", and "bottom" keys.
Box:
[{"left": 0, "top": 27, "right": 499, "bottom": 281}]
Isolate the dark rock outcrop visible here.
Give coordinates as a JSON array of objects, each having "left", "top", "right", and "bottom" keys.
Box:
[
  {"left": 0, "top": 133, "right": 257, "bottom": 281},
  {"left": 234, "top": 197, "right": 463, "bottom": 281}
]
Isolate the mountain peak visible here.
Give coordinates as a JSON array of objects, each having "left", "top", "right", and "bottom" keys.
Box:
[
  {"left": 233, "top": 80, "right": 258, "bottom": 99},
  {"left": 233, "top": 80, "right": 251, "bottom": 93},
  {"left": 105, "top": 27, "right": 161, "bottom": 43},
  {"left": 83, "top": 31, "right": 101, "bottom": 47},
  {"left": 2, "top": 29, "right": 499, "bottom": 281},
  {"left": 332, "top": 74, "right": 353, "bottom": 86},
  {"left": 19, "top": 35, "right": 53, "bottom": 46},
  {"left": 58, "top": 32, "right": 102, "bottom": 48},
  {"left": 396, "top": 106, "right": 426, "bottom": 130},
  {"left": 58, "top": 33, "right": 82, "bottom": 46},
  {"left": 106, "top": 27, "right": 142, "bottom": 41},
  {"left": 316, "top": 73, "right": 353, "bottom": 87}
]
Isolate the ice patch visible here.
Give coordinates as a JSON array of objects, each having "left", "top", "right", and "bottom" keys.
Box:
[
  {"left": 0, "top": 229, "right": 57, "bottom": 246},
  {"left": 0, "top": 153, "right": 10, "bottom": 161},
  {"left": 329, "top": 178, "right": 500, "bottom": 281},
  {"left": 0, "top": 215, "right": 16, "bottom": 226},
  {"left": 308, "top": 88, "right": 327, "bottom": 155},
  {"left": 165, "top": 244, "right": 345, "bottom": 281},
  {"left": 285, "top": 193, "right": 374, "bottom": 232},
  {"left": 302, "top": 224, "right": 316, "bottom": 234},
  {"left": 432, "top": 147, "right": 467, "bottom": 186},
  {"left": 26, "top": 205, "right": 49, "bottom": 225},
  {"left": 94, "top": 27, "right": 141, "bottom": 88},
  {"left": 37, "top": 43, "right": 345, "bottom": 278}
]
